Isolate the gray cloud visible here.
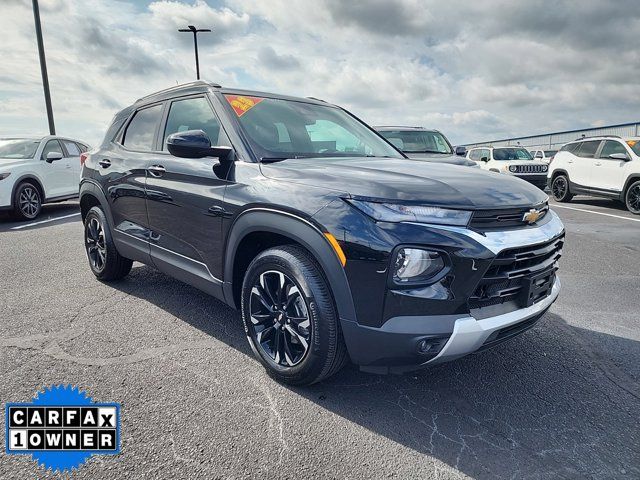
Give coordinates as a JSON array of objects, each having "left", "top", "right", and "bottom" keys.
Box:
[{"left": 257, "top": 46, "right": 300, "bottom": 70}]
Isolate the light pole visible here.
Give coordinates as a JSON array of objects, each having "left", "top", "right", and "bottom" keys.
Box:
[
  {"left": 32, "top": 0, "right": 55, "bottom": 135},
  {"left": 178, "top": 25, "right": 211, "bottom": 80}
]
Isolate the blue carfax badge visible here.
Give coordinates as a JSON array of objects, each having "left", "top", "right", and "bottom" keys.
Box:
[{"left": 5, "top": 384, "right": 121, "bottom": 473}]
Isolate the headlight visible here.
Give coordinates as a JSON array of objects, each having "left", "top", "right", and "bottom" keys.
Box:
[
  {"left": 0, "top": 173, "right": 10, "bottom": 181},
  {"left": 346, "top": 199, "right": 471, "bottom": 226},
  {"left": 509, "top": 165, "right": 518, "bottom": 173},
  {"left": 393, "top": 248, "right": 446, "bottom": 284}
]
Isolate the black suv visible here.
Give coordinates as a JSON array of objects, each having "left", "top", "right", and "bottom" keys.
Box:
[{"left": 80, "top": 81, "right": 565, "bottom": 385}]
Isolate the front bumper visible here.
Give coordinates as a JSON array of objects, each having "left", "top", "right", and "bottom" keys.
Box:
[
  {"left": 514, "top": 173, "right": 548, "bottom": 189},
  {"left": 339, "top": 211, "right": 565, "bottom": 373}
]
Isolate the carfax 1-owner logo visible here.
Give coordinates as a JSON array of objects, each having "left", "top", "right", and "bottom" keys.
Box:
[{"left": 5, "top": 384, "right": 121, "bottom": 473}]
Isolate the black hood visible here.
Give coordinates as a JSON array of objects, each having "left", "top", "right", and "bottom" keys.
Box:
[
  {"left": 405, "top": 152, "right": 478, "bottom": 167},
  {"left": 260, "top": 157, "right": 547, "bottom": 210}
]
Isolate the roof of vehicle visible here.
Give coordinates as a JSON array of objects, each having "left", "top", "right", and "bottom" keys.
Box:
[
  {"left": 564, "top": 135, "right": 640, "bottom": 144},
  {"left": 135, "top": 80, "right": 331, "bottom": 107},
  {"left": 0, "top": 135, "right": 44, "bottom": 141},
  {"left": 373, "top": 126, "right": 439, "bottom": 132}
]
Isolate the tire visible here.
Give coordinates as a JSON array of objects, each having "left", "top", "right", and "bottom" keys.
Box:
[
  {"left": 241, "top": 245, "right": 348, "bottom": 385},
  {"left": 12, "top": 181, "right": 42, "bottom": 220},
  {"left": 84, "top": 206, "right": 133, "bottom": 281},
  {"left": 625, "top": 180, "right": 640, "bottom": 215},
  {"left": 551, "top": 174, "right": 573, "bottom": 202}
]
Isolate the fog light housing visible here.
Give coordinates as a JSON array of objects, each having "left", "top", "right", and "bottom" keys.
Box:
[{"left": 393, "top": 248, "right": 446, "bottom": 284}]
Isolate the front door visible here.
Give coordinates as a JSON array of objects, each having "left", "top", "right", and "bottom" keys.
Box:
[
  {"left": 40, "top": 139, "right": 75, "bottom": 198},
  {"left": 590, "top": 140, "right": 627, "bottom": 193},
  {"left": 569, "top": 140, "right": 601, "bottom": 188},
  {"left": 145, "top": 96, "right": 231, "bottom": 292}
]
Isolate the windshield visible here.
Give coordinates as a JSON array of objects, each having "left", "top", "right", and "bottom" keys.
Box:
[
  {"left": 627, "top": 140, "right": 640, "bottom": 156},
  {"left": 0, "top": 138, "right": 40, "bottom": 159},
  {"left": 224, "top": 95, "right": 403, "bottom": 160},
  {"left": 378, "top": 130, "right": 452, "bottom": 154},
  {"left": 493, "top": 148, "right": 533, "bottom": 161},
  {"left": 544, "top": 150, "right": 557, "bottom": 157}
]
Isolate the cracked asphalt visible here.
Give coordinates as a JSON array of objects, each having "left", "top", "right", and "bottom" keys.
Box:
[{"left": 0, "top": 198, "right": 639, "bottom": 479}]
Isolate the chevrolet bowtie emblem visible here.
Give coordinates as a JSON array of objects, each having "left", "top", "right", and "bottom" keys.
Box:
[{"left": 523, "top": 208, "right": 542, "bottom": 224}]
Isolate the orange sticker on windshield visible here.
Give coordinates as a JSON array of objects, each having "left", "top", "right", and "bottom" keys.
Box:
[
  {"left": 627, "top": 140, "right": 637, "bottom": 148},
  {"left": 225, "top": 95, "right": 264, "bottom": 117}
]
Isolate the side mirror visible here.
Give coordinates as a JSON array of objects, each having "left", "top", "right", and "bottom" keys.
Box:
[
  {"left": 45, "top": 151, "right": 63, "bottom": 163},
  {"left": 609, "top": 152, "right": 630, "bottom": 161},
  {"left": 455, "top": 146, "right": 467, "bottom": 156},
  {"left": 167, "top": 129, "right": 234, "bottom": 178},
  {"left": 480, "top": 156, "right": 489, "bottom": 162}
]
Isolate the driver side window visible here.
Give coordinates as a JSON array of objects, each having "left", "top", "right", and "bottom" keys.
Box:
[
  {"left": 163, "top": 97, "right": 229, "bottom": 150},
  {"left": 41, "top": 140, "right": 63, "bottom": 160}
]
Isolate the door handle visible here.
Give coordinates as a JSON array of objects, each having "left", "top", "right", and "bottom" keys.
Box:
[
  {"left": 595, "top": 162, "right": 602, "bottom": 166},
  {"left": 147, "top": 165, "right": 166, "bottom": 177},
  {"left": 99, "top": 159, "right": 111, "bottom": 168}
]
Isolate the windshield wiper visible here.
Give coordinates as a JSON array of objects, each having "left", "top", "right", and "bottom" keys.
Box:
[{"left": 260, "top": 155, "right": 315, "bottom": 163}]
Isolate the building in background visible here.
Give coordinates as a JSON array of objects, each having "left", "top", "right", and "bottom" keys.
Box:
[{"left": 463, "top": 121, "right": 640, "bottom": 150}]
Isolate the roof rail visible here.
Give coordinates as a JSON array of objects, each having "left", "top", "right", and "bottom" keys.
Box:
[
  {"left": 306, "top": 96, "right": 326, "bottom": 102},
  {"left": 136, "top": 80, "right": 221, "bottom": 103},
  {"left": 574, "top": 134, "right": 622, "bottom": 141}
]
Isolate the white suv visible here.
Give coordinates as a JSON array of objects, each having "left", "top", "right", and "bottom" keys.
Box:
[
  {"left": 0, "top": 136, "right": 89, "bottom": 220},
  {"left": 466, "top": 146, "right": 549, "bottom": 190},
  {"left": 548, "top": 136, "right": 640, "bottom": 214}
]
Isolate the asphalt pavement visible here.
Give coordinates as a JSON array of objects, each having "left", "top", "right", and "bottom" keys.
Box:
[{"left": 0, "top": 197, "right": 638, "bottom": 479}]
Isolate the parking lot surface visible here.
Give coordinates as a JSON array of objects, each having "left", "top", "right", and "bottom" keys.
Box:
[{"left": 0, "top": 198, "right": 638, "bottom": 479}]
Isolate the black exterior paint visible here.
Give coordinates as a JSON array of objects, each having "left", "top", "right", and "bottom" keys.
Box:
[{"left": 80, "top": 81, "right": 554, "bottom": 370}]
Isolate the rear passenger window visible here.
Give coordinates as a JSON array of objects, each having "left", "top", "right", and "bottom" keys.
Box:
[
  {"left": 62, "top": 140, "right": 81, "bottom": 157},
  {"left": 575, "top": 140, "right": 601, "bottom": 158},
  {"left": 123, "top": 104, "right": 163, "bottom": 151},
  {"left": 599, "top": 140, "right": 627, "bottom": 158},
  {"left": 163, "top": 97, "right": 228, "bottom": 149}
]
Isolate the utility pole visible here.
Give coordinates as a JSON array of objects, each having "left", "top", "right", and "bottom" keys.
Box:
[
  {"left": 178, "top": 25, "right": 211, "bottom": 80},
  {"left": 32, "top": 0, "right": 55, "bottom": 135}
]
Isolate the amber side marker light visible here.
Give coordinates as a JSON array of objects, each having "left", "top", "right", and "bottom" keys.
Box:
[{"left": 324, "top": 233, "right": 347, "bottom": 267}]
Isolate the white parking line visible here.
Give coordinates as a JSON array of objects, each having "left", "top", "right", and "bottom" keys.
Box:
[
  {"left": 10, "top": 212, "right": 81, "bottom": 230},
  {"left": 551, "top": 204, "right": 640, "bottom": 223}
]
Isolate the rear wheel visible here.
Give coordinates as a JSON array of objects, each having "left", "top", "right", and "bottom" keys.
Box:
[
  {"left": 625, "top": 180, "right": 640, "bottom": 215},
  {"left": 551, "top": 174, "right": 573, "bottom": 202},
  {"left": 84, "top": 206, "right": 133, "bottom": 280},
  {"left": 241, "top": 245, "right": 348, "bottom": 385},
  {"left": 12, "top": 182, "right": 42, "bottom": 220}
]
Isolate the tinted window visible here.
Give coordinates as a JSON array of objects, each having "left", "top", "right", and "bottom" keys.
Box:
[
  {"left": 62, "top": 140, "right": 81, "bottom": 156},
  {"left": 575, "top": 140, "right": 601, "bottom": 158},
  {"left": 227, "top": 95, "right": 402, "bottom": 160},
  {"left": 378, "top": 130, "right": 452, "bottom": 154},
  {"left": 163, "top": 97, "right": 227, "bottom": 150},
  {"left": 560, "top": 143, "right": 579, "bottom": 153},
  {"left": 123, "top": 104, "right": 163, "bottom": 151},
  {"left": 77, "top": 143, "right": 89, "bottom": 153},
  {"left": 599, "top": 140, "right": 627, "bottom": 158},
  {"left": 544, "top": 150, "right": 557, "bottom": 157},
  {"left": 41, "top": 140, "right": 63, "bottom": 160}
]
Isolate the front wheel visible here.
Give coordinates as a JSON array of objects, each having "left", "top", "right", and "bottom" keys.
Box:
[
  {"left": 625, "top": 180, "right": 640, "bottom": 215},
  {"left": 551, "top": 174, "right": 573, "bottom": 202},
  {"left": 84, "top": 206, "right": 133, "bottom": 281},
  {"left": 241, "top": 245, "right": 348, "bottom": 385},
  {"left": 13, "top": 182, "right": 42, "bottom": 220}
]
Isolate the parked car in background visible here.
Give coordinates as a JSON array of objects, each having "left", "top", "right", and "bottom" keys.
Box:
[
  {"left": 548, "top": 136, "right": 640, "bottom": 214},
  {"left": 0, "top": 135, "right": 89, "bottom": 220},
  {"left": 79, "top": 81, "right": 564, "bottom": 385},
  {"left": 375, "top": 126, "right": 479, "bottom": 167},
  {"left": 529, "top": 149, "right": 558, "bottom": 164},
  {"left": 467, "top": 146, "right": 549, "bottom": 189}
]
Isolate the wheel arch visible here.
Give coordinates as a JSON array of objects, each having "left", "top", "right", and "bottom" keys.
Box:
[
  {"left": 79, "top": 180, "right": 115, "bottom": 227},
  {"left": 10, "top": 174, "right": 46, "bottom": 206},
  {"left": 622, "top": 174, "right": 640, "bottom": 197},
  {"left": 550, "top": 168, "right": 569, "bottom": 181},
  {"left": 223, "top": 209, "right": 357, "bottom": 325}
]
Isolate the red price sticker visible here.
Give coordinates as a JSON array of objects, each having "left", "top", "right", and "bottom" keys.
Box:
[{"left": 225, "top": 95, "right": 264, "bottom": 117}]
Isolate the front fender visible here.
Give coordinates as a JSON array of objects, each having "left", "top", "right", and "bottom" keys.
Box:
[{"left": 222, "top": 208, "right": 358, "bottom": 325}]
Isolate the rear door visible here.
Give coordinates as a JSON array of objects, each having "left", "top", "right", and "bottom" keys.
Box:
[
  {"left": 570, "top": 140, "right": 601, "bottom": 188},
  {"left": 145, "top": 95, "right": 231, "bottom": 289},
  {"left": 591, "top": 140, "right": 628, "bottom": 193},
  {"left": 60, "top": 139, "right": 82, "bottom": 191}
]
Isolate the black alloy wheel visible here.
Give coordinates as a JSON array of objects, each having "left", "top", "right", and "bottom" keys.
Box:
[
  {"left": 85, "top": 216, "right": 107, "bottom": 273},
  {"left": 625, "top": 181, "right": 640, "bottom": 215},
  {"left": 551, "top": 175, "right": 573, "bottom": 202},
  {"left": 249, "top": 270, "right": 311, "bottom": 367}
]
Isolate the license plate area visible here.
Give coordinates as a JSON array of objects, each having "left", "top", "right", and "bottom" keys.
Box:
[{"left": 521, "top": 269, "right": 555, "bottom": 307}]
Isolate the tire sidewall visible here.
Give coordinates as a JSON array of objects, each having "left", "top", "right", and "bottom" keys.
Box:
[
  {"left": 84, "top": 206, "right": 117, "bottom": 279},
  {"left": 241, "top": 248, "right": 336, "bottom": 383},
  {"left": 625, "top": 180, "right": 640, "bottom": 214},
  {"left": 14, "top": 182, "right": 42, "bottom": 220}
]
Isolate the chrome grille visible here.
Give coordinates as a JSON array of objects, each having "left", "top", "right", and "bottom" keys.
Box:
[{"left": 513, "top": 164, "right": 547, "bottom": 174}]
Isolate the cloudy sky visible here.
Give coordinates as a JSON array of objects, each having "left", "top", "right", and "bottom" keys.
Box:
[{"left": 2, "top": 0, "right": 639, "bottom": 146}]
